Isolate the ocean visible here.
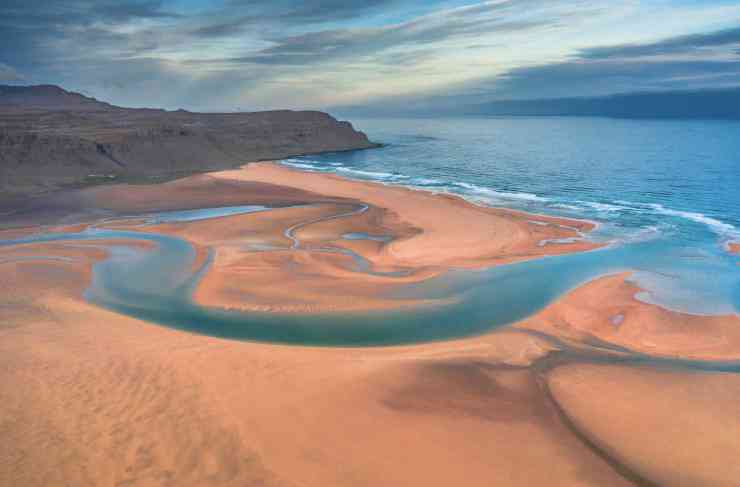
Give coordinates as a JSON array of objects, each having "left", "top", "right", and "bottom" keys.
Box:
[
  {"left": 3, "top": 116, "right": 737, "bottom": 346},
  {"left": 284, "top": 116, "right": 740, "bottom": 315}
]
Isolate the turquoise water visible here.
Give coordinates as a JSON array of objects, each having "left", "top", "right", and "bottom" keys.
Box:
[
  {"left": 286, "top": 116, "right": 740, "bottom": 316},
  {"left": 1, "top": 117, "right": 738, "bottom": 347}
]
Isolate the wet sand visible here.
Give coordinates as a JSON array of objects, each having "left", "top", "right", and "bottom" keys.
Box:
[
  {"left": 516, "top": 272, "right": 740, "bottom": 360},
  {"left": 2, "top": 163, "right": 740, "bottom": 486},
  {"left": 85, "top": 161, "right": 602, "bottom": 313},
  {"left": 211, "top": 162, "right": 600, "bottom": 268},
  {"left": 184, "top": 162, "right": 602, "bottom": 312},
  {"left": 0, "top": 242, "right": 630, "bottom": 486},
  {"left": 3, "top": 243, "right": 740, "bottom": 486}
]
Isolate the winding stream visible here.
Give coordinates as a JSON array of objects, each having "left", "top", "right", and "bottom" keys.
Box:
[{"left": 1, "top": 203, "right": 738, "bottom": 350}]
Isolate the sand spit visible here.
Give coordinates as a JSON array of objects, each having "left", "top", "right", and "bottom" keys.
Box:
[
  {"left": 516, "top": 272, "right": 740, "bottom": 361},
  {"left": 4, "top": 160, "right": 603, "bottom": 315},
  {"left": 0, "top": 171, "right": 345, "bottom": 230},
  {"left": 2, "top": 163, "right": 740, "bottom": 486},
  {"left": 212, "top": 162, "right": 601, "bottom": 267},
  {"left": 174, "top": 162, "right": 601, "bottom": 312}
]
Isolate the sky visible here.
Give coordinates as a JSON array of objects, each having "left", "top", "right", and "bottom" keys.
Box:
[{"left": 2, "top": 0, "right": 740, "bottom": 111}]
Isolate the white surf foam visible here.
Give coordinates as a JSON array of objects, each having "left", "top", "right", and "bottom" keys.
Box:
[
  {"left": 280, "top": 159, "right": 738, "bottom": 246},
  {"left": 550, "top": 203, "right": 584, "bottom": 212},
  {"left": 336, "top": 167, "right": 408, "bottom": 180},
  {"left": 646, "top": 203, "right": 738, "bottom": 239},
  {"left": 579, "top": 201, "right": 631, "bottom": 212},
  {"left": 281, "top": 160, "right": 320, "bottom": 170},
  {"left": 412, "top": 177, "right": 445, "bottom": 185},
  {"left": 454, "top": 182, "right": 549, "bottom": 202}
]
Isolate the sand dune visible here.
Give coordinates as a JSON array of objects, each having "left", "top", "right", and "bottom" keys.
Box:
[{"left": 549, "top": 364, "right": 740, "bottom": 487}]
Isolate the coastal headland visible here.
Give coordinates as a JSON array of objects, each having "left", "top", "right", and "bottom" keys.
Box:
[
  {"left": 1, "top": 162, "right": 739, "bottom": 486},
  {"left": 0, "top": 85, "right": 377, "bottom": 197}
]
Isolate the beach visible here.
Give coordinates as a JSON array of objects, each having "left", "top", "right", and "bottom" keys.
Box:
[
  {"left": 2, "top": 162, "right": 740, "bottom": 486},
  {"left": 159, "top": 162, "right": 602, "bottom": 313},
  {"left": 516, "top": 272, "right": 740, "bottom": 360}
]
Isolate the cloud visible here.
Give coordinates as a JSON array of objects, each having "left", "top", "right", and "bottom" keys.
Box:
[
  {"left": 191, "top": 0, "right": 398, "bottom": 38},
  {"left": 221, "top": 2, "right": 550, "bottom": 66},
  {"left": 491, "top": 59, "right": 740, "bottom": 99},
  {"left": 0, "top": 1, "right": 177, "bottom": 31},
  {"left": 92, "top": 1, "right": 179, "bottom": 21},
  {"left": 0, "top": 1, "right": 178, "bottom": 70},
  {"left": 2, "top": 0, "right": 739, "bottom": 110},
  {"left": 0, "top": 63, "right": 25, "bottom": 83},
  {"left": 580, "top": 26, "right": 740, "bottom": 60},
  {"left": 457, "top": 23, "right": 740, "bottom": 101}
]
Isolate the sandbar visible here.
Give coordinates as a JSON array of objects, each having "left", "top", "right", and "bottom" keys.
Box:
[
  {"left": 2, "top": 161, "right": 739, "bottom": 487},
  {"left": 516, "top": 272, "right": 740, "bottom": 360},
  {"left": 0, "top": 239, "right": 635, "bottom": 487},
  {"left": 184, "top": 162, "right": 603, "bottom": 312}
]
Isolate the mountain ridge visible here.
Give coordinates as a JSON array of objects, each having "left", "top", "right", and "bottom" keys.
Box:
[
  {"left": 0, "top": 84, "right": 377, "bottom": 196},
  {"left": 335, "top": 87, "right": 740, "bottom": 120}
]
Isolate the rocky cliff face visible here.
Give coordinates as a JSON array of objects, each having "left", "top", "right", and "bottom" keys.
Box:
[{"left": 0, "top": 85, "right": 376, "bottom": 195}]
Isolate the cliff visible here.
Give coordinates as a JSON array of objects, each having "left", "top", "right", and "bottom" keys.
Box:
[{"left": 0, "top": 85, "right": 376, "bottom": 195}]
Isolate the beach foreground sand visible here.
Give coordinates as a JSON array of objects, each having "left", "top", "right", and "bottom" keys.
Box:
[{"left": 2, "top": 163, "right": 740, "bottom": 486}]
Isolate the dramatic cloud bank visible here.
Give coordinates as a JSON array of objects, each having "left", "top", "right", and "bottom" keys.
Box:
[{"left": 2, "top": 0, "right": 740, "bottom": 111}]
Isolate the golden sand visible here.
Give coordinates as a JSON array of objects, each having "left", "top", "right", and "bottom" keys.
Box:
[
  {"left": 212, "top": 162, "right": 601, "bottom": 268},
  {"left": 549, "top": 363, "right": 740, "bottom": 487},
  {"left": 0, "top": 245, "right": 629, "bottom": 486},
  {"left": 2, "top": 163, "right": 739, "bottom": 486},
  {"left": 516, "top": 272, "right": 740, "bottom": 360},
  {"left": 181, "top": 162, "right": 603, "bottom": 312}
]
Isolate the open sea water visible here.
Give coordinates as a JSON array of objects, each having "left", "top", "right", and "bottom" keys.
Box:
[
  {"left": 285, "top": 116, "right": 740, "bottom": 316},
  {"left": 2, "top": 116, "right": 738, "bottom": 347}
]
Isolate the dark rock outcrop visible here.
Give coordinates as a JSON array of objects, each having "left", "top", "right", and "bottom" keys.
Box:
[{"left": 0, "top": 85, "right": 377, "bottom": 195}]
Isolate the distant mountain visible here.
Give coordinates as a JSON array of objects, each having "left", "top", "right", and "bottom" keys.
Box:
[
  {"left": 0, "top": 85, "right": 376, "bottom": 196},
  {"left": 467, "top": 89, "right": 740, "bottom": 119},
  {"left": 0, "top": 84, "right": 116, "bottom": 111},
  {"left": 337, "top": 88, "right": 740, "bottom": 120}
]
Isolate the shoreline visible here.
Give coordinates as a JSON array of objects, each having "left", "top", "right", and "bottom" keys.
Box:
[
  {"left": 211, "top": 163, "right": 601, "bottom": 259},
  {"left": 2, "top": 162, "right": 740, "bottom": 486},
  {"left": 1, "top": 161, "right": 735, "bottom": 335},
  {"left": 283, "top": 159, "right": 604, "bottom": 233},
  {"left": 184, "top": 162, "right": 603, "bottom": 313},
  {"left": 2, "top": 161, "right": 736, "bottom": 352},
  {"left": 3, "top": 240, "right": 740, "bottom": 486}
]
